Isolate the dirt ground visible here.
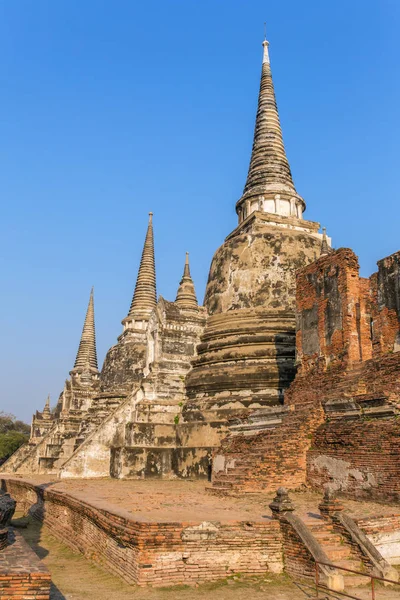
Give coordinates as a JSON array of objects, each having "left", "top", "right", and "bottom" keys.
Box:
[{"left": 7, "top": 475, "right": 400, "bottom": 523}]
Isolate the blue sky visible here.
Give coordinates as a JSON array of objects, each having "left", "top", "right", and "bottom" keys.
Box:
[{"left": 1, "top": 1, "right": 399, "bottom": 421}]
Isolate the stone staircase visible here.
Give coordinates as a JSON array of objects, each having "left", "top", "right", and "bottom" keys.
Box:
[
  {"left": 77, "top": 393, "right": 127, "bottom": 440},
  {"left": 37, "top": 417, "right": 84, "bottom": 472},
  {"left": 268, "top": 488, "right": 397, "bottom": 594},
  {"left": 107, "top": 369, "right": 221, "bottom": 479},
  {"left": 302, "top": 513, "right": 367, "bottom": 588}
]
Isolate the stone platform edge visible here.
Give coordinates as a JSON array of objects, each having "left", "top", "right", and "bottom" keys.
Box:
[{"left": 1, "top": 477, "right": 283, "bottom": 587}]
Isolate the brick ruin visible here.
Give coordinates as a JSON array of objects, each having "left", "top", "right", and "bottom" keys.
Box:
[
  {"left": 2, "top": 477, "right": 400, "bottom": 592},
  {"left": 212, "top": 248, "right": 400, "bottom": 499},
  {"left": 303, "top": 249, "right": 400, "bottom": 500},
  {"left": 1, "top": 34, "right": 399, "bottom": 509}
]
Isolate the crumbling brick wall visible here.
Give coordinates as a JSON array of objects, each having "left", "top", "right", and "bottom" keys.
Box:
[
  {"left": 296, "top": 249, "right": 400, "bottom": 500},
  {"left": 307, "top": 417, "right": 400, "bottom": 501},
  {"left": 371, "top": 251, "right": 400, "bottom": 356},
  {"left": 211, "top": 405, "right": 323, "bottom": 494},
  {"left": 295, "top": 248, "right": 372, "bottom": 374}
]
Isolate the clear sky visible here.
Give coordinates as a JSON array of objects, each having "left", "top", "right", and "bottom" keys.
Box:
[{"left": 1, "top": 1, "right": 399, "bottom": 422}]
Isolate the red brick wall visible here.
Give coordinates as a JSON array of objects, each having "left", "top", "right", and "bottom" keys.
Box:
[
  {"left": 357, "top": 514, "right": 400, "bottom": 536},
  {"left": 295, "top": 248, "right": 372, "bottom": 373},
  {"left": 0, "top": 529, "right": 50, "bottom": 599},
  {"left": 371, "top": 251, "right": 400, "bottom": 356},
  {"left": 279, "top": 520, "right": 316, "bottom": 580},
  {"left": 291, "top": 248, "right": 400, "bottom": 502},
  {"left": 1, "top": 478, "right": 283, "bottom": 587},
  {"left": 212, "top": 405, "right": 323, "bottom": 494},
  {"left": 307, "top": 418, "right": 400, "bottom": 502}
]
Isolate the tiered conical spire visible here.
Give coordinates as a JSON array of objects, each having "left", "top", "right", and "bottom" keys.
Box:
[
  {"left": 42, "top": 395, "right": 51, "bottom": 419},
  {"left": 124, "top": 213, "right": 157, "bottom": 323},
  {"left": 175, "top": 252, "right": 198, "bottom": 310},
  {"left": 72, "top": 288, "right": 98, "bottom": 372},
  {"left": 236, "top": 35, "right": 305, "bottom": 222},
  {"left": 320, "top": 227, "right": 331, "bottom": 257}
]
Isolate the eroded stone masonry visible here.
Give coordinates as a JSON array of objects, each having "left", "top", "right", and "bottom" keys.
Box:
[{"left": 2, "top": 35, "right": 399, "bottom": 508}]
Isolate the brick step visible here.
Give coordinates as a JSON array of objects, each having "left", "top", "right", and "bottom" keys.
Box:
[
  {"left": 213, "top": 475, "right": 238, "bottom": 485},
  {"left": 335, "top": 558, "right": 367, "bottom": 585},
  {"left": 317, "top": 558, "right": 367, "bottom": 587},
  {"left": 321, "top": 545, "right": 352, "bottom": 561},
  {"left": 212, "top": 475, "right": 247, "bottom": 485},
  {"left": 211, "top": 480, "right": 234, "bottom": 489},
  {"left": 303, "top": 520, "right": 333, "bottom": 530},
  {"left": 205, "top": 486, "right": 234, "bottom": 497},
  {"left": 306, "top": 525, "right": 335, "bottom": 534},
  {"left": 344, "top": 574, "right": 370, "bottom": 588},
  {"left": 312, "top": 532, "right": 343, "bottom": 544}
]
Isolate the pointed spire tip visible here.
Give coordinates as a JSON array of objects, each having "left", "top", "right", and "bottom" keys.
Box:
[
  {"left": 175, "top": 251, "right": 198, "bottom": 309},
  {"left": 320, "top": 227, "right": 331, "bottom": 257},
  {"left": 72, "top": 286, "right": 99, "bottom": 373},
  {"left": 125, "top": 211, "right": 157, "bottom": 320}
]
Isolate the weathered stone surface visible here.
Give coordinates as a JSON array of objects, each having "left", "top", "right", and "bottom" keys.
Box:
[
  {"left": 185, "top": 211, "right": 323, "bottom": 415},
  {"left": 99, "top": 339, "right": 146, "bottom": 393},
  {"left": 204, "top": 215, "right": 321, "bottom": 316},
  {"left": 374, "top": 250, "right": 400, "bottom": 354}
]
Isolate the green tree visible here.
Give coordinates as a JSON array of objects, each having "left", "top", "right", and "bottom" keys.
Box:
[
  {"left": 0, "top": 412, "right": 30, "bottom": 435},
  {"left": 0, "top": 412, "right": 30, "bottom": 462}
]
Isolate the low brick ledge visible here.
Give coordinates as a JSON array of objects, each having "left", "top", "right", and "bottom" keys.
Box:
[
  {"left": 1, "top": 477, "right": 283, "bottom": 587},
  {"left": 0, "top": 528, "right": 51, "bottom": 599}
]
